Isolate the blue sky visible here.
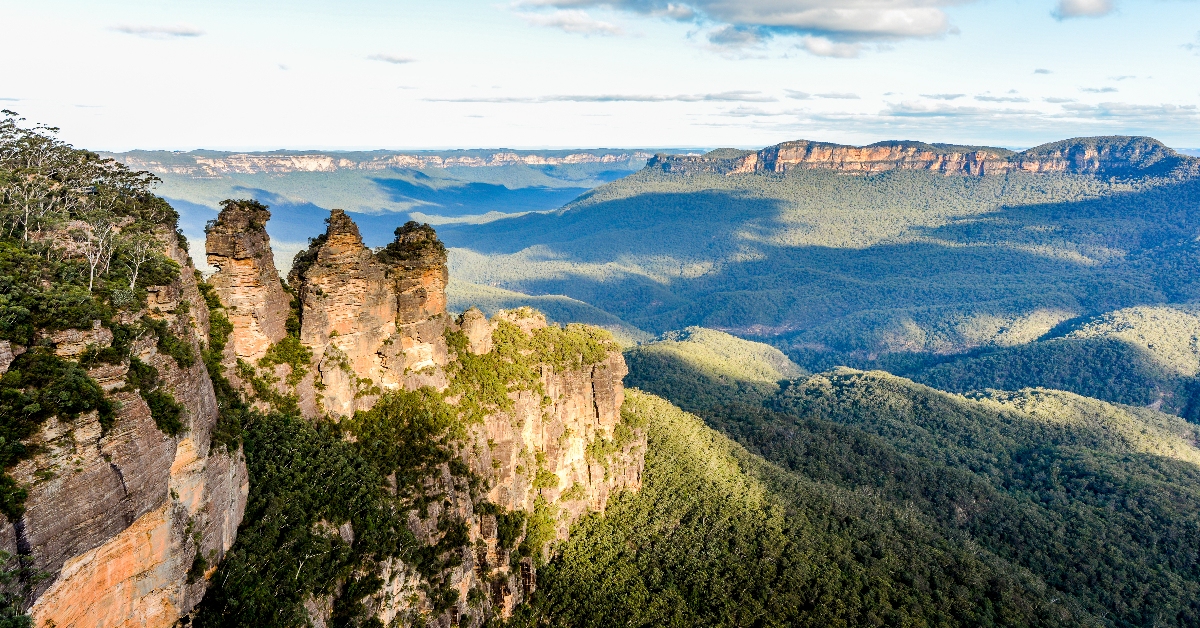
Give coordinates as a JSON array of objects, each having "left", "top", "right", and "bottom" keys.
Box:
[{"left": 3, "top": 0, "right": 1198, "bottom": 150}]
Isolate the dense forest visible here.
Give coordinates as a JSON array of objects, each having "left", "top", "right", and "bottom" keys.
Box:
[{"left": 614, "top": 331, "right": 1200, "bottom": 627}]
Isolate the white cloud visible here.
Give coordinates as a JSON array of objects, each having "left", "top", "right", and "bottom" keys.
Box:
[
  {"left": 1053, "top": 0, "right": 1114, "bottom": 19},
  {"left": 801, "top": 36, "right": 862, "bottom": 58},
  {"left": 815, "top": 92, "right": 860, "bottom": 99},
  {"left": 976, "top": 95, "right": 1029, "bottom": 102},
  {"left": 1058, "top": 102, "right": 1198, "bottom": 120},
  {"left": 922, "top": 93, "right": 965, "bottom": 100},
  {"left": 1044, "top": 97, "right": 1076, "bottom": 103},
  {"left": 519, "top": 1, "right": 966, "bottom": 45},
  {"left": 368, "top": 54, "right": 416, "bottom": 64},
  {"left": 426, "top": 91, "right": 775, "bottom": 103},
  {"left": 784, "top": 89, "right": 811, "bottom": 100},
  {"left": 1034, "top": 68, "right": 1053, "bottom": 74},
  {"left": 884, "top": 101, "right": 1038, "bottom": 117},
  {"left": 708, "top": 25, "right": 765, "bottom": 47},
  {"left": 110, "top": 24, "right": 204, "bottom": 39},
  {"left": 521, "top": 9, "right": 624, "bottom": 35},
  {"left": 1081, "top": 86, "right": 1118, "bottom": 93}
]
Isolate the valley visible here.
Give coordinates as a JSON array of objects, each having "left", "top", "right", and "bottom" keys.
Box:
[{"left": 5, "top": 113, "right": 1200, "bottom": 626}]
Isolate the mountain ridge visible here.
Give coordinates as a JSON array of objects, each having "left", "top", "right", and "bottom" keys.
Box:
[{"left": 649, "top": 135, "right": 1198, "bottom": 178}]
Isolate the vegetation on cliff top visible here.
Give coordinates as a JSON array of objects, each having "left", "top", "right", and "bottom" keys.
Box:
[{"left": 0, "top": 112, "right": 191, "bottom": 525}]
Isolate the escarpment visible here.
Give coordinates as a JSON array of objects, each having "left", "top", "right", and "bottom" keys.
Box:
[
  {"left": 201, "top": 206, "right": 645, "bottom": 626},
  {"left": 649, "top": 135, "right": 1199, "bottom": 178},
  {"left": 3, "top": 227, "right": 248, "bottom": 627}
]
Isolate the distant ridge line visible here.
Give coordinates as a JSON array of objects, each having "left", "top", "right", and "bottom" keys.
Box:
[
  {"left": 648, "top": 136, "right": 1199, "bottom": 178},
  {"left": 103, "top": 148, "right": 663, "bottom": 176}
]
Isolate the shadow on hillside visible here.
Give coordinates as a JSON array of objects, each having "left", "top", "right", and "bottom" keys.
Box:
[
  {"left": 370, "top": 172, "right": 589, "bottom": 217},
  {"left": 438, "top": 176, "right": 1200, "bottom": 343}
]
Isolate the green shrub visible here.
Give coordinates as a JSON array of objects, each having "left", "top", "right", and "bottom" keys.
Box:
[
  {"left": 0, "top": 351, "right": 114, "bottom": 519},
  {"left": 140, "top": 315, "right": 195, "bottom": 368}
]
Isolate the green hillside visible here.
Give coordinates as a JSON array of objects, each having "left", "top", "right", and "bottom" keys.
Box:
[
  {"left": 439, "top": 138, "right": 1200, "bottom": 358},
  {"left": 447, "top": 279, "right": 650, "bottom": 346},
  {"left": 511, "top": 390, "right": 1090, "bottom": 627},
  {"left": 789, "top": 304, "right": 1200, "bottom": 418},
  {"left": 620, "top": 345, "right": 1200, "bottom": 626},
  {"left": 624, "top": 327, "right": 805, "bottom": 412}
]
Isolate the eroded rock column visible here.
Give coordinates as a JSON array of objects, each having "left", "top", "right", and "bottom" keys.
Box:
[{"left": 205, "top": 200, "right": 289, "bottom": 364}]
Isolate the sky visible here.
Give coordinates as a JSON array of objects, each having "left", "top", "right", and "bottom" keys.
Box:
[{"left": 3, "top": 0, "right": 1199, "bottom": 151}]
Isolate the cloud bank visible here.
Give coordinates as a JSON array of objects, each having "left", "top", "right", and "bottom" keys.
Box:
[
  {"left": 1054, "top": 0, "right": 1114, "bottom": 19},
  {"left": 368, "top": 54, "right": 417, "bottom": 64},
  {"left": 521, "top": 9, "right": 624, "bottom": 35},
  {"left": 110, "top": 24, "right": 204, "bottom": 39},
  {"left": 517, "top": 0, "right": 973, "bottom": 54},
  {"left": 427, "top": 90, "right": 775, "bottom": 103}
]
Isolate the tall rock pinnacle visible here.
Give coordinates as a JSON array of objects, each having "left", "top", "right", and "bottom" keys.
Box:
[
  {"left": 204, "top": 200, "right": 289, "bottom": 364},
  {"left": 288, "top": 209, "right": 450, "bottom": 417}
]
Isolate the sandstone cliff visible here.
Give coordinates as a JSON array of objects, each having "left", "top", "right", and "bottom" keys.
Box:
[
  {"left": 200, "top": 207, "right": 645, "bottom": 626},
  {"left": 649, "top": 136, "right": 1199, "bottom": 178},
  {"left": 204, "top": 200, "right": 290, "bottom": 366},
  {"left": 2, "top": 229, "right": 248, "bottom": 627}
]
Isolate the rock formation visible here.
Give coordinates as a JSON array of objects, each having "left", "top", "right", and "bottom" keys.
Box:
[
  {"left": 285, "top": 210, "right": 451, "bottom": 418},
  {"left": 5, "top": 228, "right": 248, "bottom": 628},
  {"left": 358, "top": 307, "right": 642, "bottom": 625},
  {"left": 208, "top": 207, "right": 644, "bottom": 625},
  {"left": 649, "top": 136, "right": 1199, "bottom": 178},
  {"left": 204, "top": 200, "right": 289, "bottom": 365}
]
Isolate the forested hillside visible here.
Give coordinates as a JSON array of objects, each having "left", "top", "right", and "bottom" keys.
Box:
[
  {"left": 511, "top": 391, "right": 1094, "bottom": 627},
  {"left": 619, "top": 341, "right": 1200, "bottom": 627},
  {"left": 439, "top": 138, "right": 1200, "bottom": 358},
  {"left": 624, "top": 327, "right": 804, "bottom": 412}
]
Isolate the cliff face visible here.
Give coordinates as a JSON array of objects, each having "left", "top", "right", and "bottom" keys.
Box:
[
  {"left": 363, "top": 308, "right": 642, "bottom": 625},
  {"left": 283, "top": 210, "right": 450, "bottom": 418},
  {"left": 5, "top": 231, "right": 248, "bottom": 627},
  {"left": 649, "top": 136, "right": 1198, "bottom": 178},
  {"left": 204, "top": 200, "right": 290, "bottom": 365},
  {"left": 207, "top": 207, "right": 644, "bottom": 625}
]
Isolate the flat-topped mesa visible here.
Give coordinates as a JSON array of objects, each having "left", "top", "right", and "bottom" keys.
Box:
[
  {"left": 649, "top": 136, "right": 1198, "bottom": 178},
  {"left": 204, "top": 200, "right": 289, "bottom": 364},
  {"left": 757, "top": 140, "right": 1015, "bottom": 175},
  {"left": 288, "top": 210, "right": 450, "bottom": 418}
]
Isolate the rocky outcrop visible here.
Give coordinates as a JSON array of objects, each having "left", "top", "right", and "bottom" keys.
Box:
[
  {"left": 225, "top": 208, "right": 645, "bottom": 626},
  {"left": 287, "top": 211, "right": 451, "bottom": 418},
  {"left": 349, "top": 308, "right": 644, "bottom": 626},
  {"left": 7, "top": 229, "right": 248, "bottom": 628},
  {"left": 649, "top": 136, "right": 1199, "bottom": 178},
  {"left": 204, "top": 200, "right": 289, "bottom": 365}
]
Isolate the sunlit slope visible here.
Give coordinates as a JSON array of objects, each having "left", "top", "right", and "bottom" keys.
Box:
[
  {"left": 849, "top": 304, "right": 1200, "bottom": 417},
  {"left": 441, "top": 141, "right": 1200, "bottom": 353},
  {"left": 623, "top": 349, "right": 1200, "bottom": 626},
  {"left": 446, "top": 279, "right": 651, "bottom": 346},
  {"left": 513, "top": 390, "right": 1089, "bottom": 627},
  {"left": 624, "top": 327, "right": 806, "bottom": 412}
]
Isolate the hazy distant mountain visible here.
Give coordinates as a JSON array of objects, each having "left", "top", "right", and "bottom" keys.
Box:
[{"left": 103, "top": 147, "right": 675, "bottom": 269}]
